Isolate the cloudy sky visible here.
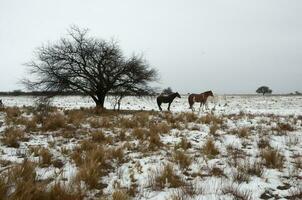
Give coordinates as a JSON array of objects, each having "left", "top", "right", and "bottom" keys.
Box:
[{"left": 0, "top": 0, "right": 301, "bottom": 94}]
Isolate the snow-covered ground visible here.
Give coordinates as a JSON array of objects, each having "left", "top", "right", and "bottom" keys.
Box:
[
  {"left": 1, "top": 95, "right": 302, "bottom": 115},
  {"left": 0, "top": 95, "right": 301, "bottom": 199}
]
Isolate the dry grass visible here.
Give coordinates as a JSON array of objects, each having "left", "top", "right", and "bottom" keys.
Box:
[
  {"left": 201, "top": 138, "right": 219, "bottom": 159},
  {"left": 112, "top": 190, "right": 131, "bottom": 200},
  {"left": 0, "top": 159, "right": 84, "bottom": 200},
  {"left": 43, "top": 112, "right": 66, "bottom": 131},
  {"left": 90, "top": 130, "right": 106, "bottom": 143},
  {"left": 150, "top": 122, "right": 170, "bottom": 134},
  {"left": 199, "top": 114, "right": 223, "bottom": 125},
  {"left": 73, "top": 143, "right": 112, "bottom": 189},
  {"left": 173, "top": 150, "right": 192, "bottom": 169},
  {"left": 75, "top": 158, "right": 101, "bottom": 189},
  {"left": 209, "top": 166, "right": 225, "bottom": 177},
  {"left": 119, "top": 117, "right": 139, "bottom": 129},
  {"left": 261, "top": 148, "right": 284, "bottom": 169},
  {"left": 257, "top": 137, "right": 271, "bottom": 149},
  {"left": 1, "top": 128, "right": 27, "bottom": 148},
  {"left": 148, "top": 131, "right": 163, "bottom": 151},
  {"left": 272, "top": 122, "right": 295, "bottom": 134},
  {"left": 38, "top": 148, "right": 53, "bottom": 167},
  {"left": 232, "top": 166, "right": 250, "bottom": 183},
  {"left": 65, "top": 110, "right": 86, "bottom": 127},
  {"left": 132, "top": 128, "right": 148, "bottom": 140},
  {"left": 4, "top": 107, "right": 21, "bottom": 124},
  {"left": 174, "top": 137, "right": 191, "bottom": 151},
  {"left": 209, "top": 123, "right": 219, "bottom": 136},
  {"left": 149, "top": 164, "right": 185, "bottom": 190}
]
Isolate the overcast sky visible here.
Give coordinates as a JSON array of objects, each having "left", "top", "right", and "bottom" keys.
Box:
[{"left": 0, "top": 0, "right": 301, "bottom": 94}]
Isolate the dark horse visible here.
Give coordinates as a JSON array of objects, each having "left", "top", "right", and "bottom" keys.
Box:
[
  {"left": 188, "top": 90, "right": 214, "bottom": 111},
  {"left": 0, "top": 99, "right": 3, "bottom": 108},
  {"left": 157, "top": 92, "right": 181, "bottom": 111}
]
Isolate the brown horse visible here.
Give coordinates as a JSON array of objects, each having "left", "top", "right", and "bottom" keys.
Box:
[
  {"left": 157, "top": 92, "right": 181, "bottom": 111},
  {"left": 188, "top": 90, "right": 214, "bottom": 111}
]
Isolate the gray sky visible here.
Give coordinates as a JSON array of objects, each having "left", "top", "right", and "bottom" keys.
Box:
[{"left": 0, "top": 0, "right": 301, "bottom": 94}]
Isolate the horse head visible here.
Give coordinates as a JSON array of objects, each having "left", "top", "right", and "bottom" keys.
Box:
[
  {"left": 208, "top": 91, "right": 214, "bottom": 97},
  {"left": 175, "top": 92, "right": 181, "bottom": 98}
]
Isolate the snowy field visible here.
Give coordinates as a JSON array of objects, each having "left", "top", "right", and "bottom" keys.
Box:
[
  {"left": 1, "top": 94, "right": 302, "bottom": 115},
  {"left": 0, "top": 95, "right": 302, "bottom": 200}
]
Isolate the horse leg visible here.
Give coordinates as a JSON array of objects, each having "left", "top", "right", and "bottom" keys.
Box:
[
  {"left": 157, "top": 101, "right": 162, "bottom": 111},
  {"left": 168, "top": 102, "right": 171, "bottom": 111}
]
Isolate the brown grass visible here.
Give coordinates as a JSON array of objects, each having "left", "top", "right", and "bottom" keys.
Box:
[
  {"left": 75, "top": 158, "right": 101, "bottom": 189},
  {"left": 91, "top": 130, "right": 106, "bottom": 143},
  {"left": 4, "top": 107, "right": 21, "bottom": 124},
  {"left": 201, "top": 138, "right": 219, "bottom": 159},
  {"left": 199, "top": 114, "right": 223, "bottom": 125},
  {"left": 149, "top": 164, "right": 185, "bottom": 190},
  {"left": 39, "top": 148, "right": 53, "bottom": 167},
  {"left": 66, "top": 110, "right": 86, "bottom": 127},
  {"left": 174, "top": 137, "right": 191, "bottom": 151},
  {"left": 112, "top": 190, "right": 131, "bottom": 200},
  {"left": 257, "top": 137, "right": 271, "bottom": 149},
  {"left": 173, "top": 150, "right": 192, "bottom": 169},
  {"left": 261, "top": 148, "right": 284, "bottom": 169},
  {"left": 150, "top": 122, "right": 170, "bottom": 134},
  {"left": 43, "top": 112, "right": 66, "bottom": 131},
  {"left": 119, "top": 117, "right": 139, "bottom": 129},
  {"left": 272, "top": 122, "right": 295, "bottom": 134},
  {"left": 148, "top": 131, "right": 163, "bottom": 151},
  {"left": 0, "top": 159, "right": 84, "bottom": 200},
  {"left": 1, "top": 128, "right": 27, "bottom": 148},
  {"left": 209, "top": 166, "right": 225, "bottom": 177},
  {"left": 132, "top": 128, "right": 148, "bottom": 140},
  {"left": 209, "top": 123, "right": 219, "bottom": 136}
]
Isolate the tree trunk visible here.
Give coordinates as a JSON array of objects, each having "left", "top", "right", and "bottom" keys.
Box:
[{"left": 95, "top": 94, "right": 106, "bottom": 108}]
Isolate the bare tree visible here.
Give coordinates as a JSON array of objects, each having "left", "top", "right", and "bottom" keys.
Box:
[{"left": 24, "top": 26, "right": 158, "bottom": 108}]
